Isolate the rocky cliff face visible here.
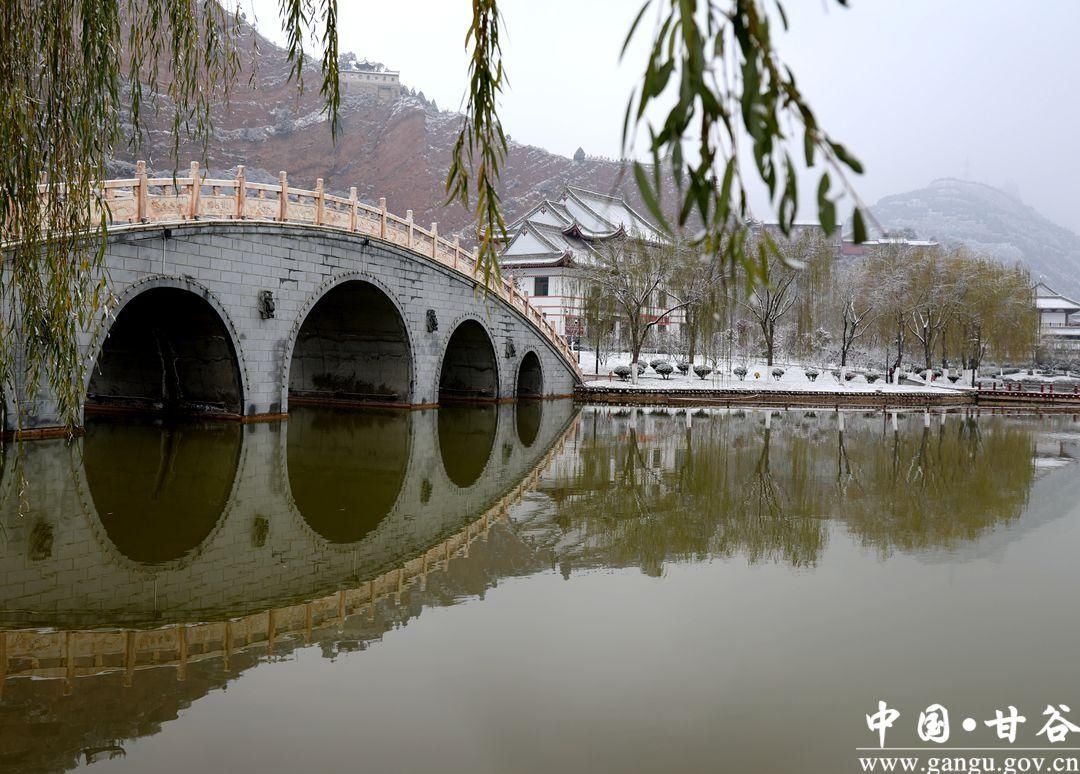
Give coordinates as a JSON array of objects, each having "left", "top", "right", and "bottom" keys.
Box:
[
  {"left": 871, "top": 178, "right": 1080, "bottom": 296},
  {"left": 112, "top": 25, "right": 663, "bottom": 240}
]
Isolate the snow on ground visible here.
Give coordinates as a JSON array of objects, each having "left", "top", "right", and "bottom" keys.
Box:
[
  {"left": 579, "top": 352, "right": 967, "bottom": 395},
  {"left": 998, "top": 372, "right": 1080, "bottom": 384}
]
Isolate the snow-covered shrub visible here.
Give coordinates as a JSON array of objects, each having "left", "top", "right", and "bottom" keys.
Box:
[
  {"left": 694, "top": 365, "right": 713, "bottom": 379},
  {"left": 613, "top": 365, "right": 632, "bottom": 380},
  {"left": 676, "top": 361, "right": 690, "bottom": 374},
  {"left": 947, "top": 374, "right": 961, "bottom": 383},
  {"left": 866, "top": 371, "right": 881, "bottom": 383},
  {"left": 650, "top": 358, "right": 666, "bottom": 371},
  {"left": 635, "top": 362, "right": 646, "bottom": 375},
  {"left": 844, "top": 372, "right": 857, "bottom": 382},
  {"left": 805, "top": 368, "right": 819, "bottom": 382},
  {"left": 655, "top": 362, "right": 674, "bottom": 379},
  {"left": 734, "top": 366, "right": 748, "bottom": 380},
  {"left": 771, "top": 367, "right": 784, "bottom": 381}
]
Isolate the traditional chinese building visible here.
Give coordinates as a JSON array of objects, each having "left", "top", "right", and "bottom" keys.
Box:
[
  {"left": 1035, "top": 282, "right": 1080, "bottom": 353},
  {"left": 498, "top": 186, "right": 676, "bottom": 343}
]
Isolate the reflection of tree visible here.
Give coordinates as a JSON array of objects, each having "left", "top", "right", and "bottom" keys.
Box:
[
  {"left": 549, "top": 410, "right": 1038, "bottom": 575},
  {"left": 744, "top": 428, "right": 782, "bottom": 519},
  {"left": 841, "top": 414, "right": 1034, "bottom": 555},
  {"left": 554, "top": 412, "right": 829, "bottom": 575},
  {"left": 836, "top": 424, "right": 866, "bottom": 500}
]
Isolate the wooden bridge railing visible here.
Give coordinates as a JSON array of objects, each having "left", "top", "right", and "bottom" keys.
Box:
[{"left": 76, "top": 161, "right": 580, "bottom": 375}]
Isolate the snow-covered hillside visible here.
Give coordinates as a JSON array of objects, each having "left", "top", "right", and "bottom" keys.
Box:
[{"left": 872, "top": 178, "right": 1080, "bottom": 296}]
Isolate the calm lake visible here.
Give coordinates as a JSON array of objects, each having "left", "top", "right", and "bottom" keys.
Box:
[{"left": 1, "top": 403, "right": 1078, "bottom": 773}]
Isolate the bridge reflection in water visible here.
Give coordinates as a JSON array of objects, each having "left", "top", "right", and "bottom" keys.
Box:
[
  {"left": 84, "top": 422, "right": 243, "bottom": 565},
  {"left": 0, "top": 406, "right": 1074, "bottom": 772},
  {"left": 286, "top": 409, "right": 411, "bottom": 544}
]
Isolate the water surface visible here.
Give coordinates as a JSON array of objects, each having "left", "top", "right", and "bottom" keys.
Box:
[{"left": 0, "top": 405, "right": 1077, "bottom": 773}]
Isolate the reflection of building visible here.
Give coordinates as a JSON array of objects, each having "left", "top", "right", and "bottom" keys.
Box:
[
  {"left": 498, "top": 186, "right": 679, "bottom": 342},
  {"left": 1035, "top": 282, "right": 1080, "bottom": 353}
]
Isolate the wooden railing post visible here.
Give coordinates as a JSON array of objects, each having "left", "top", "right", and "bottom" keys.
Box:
[
  {"left": 135, "top": 160, "right": 148, "bottom": 222},
  {"left": 124, "top": 631, "right": 136, "bottom": 688},
  {"left": 379, "top": 197, "right": 387, "bottom": 239},
  {"left": 406, "top": 210, "right": 414, "bottom": 248},
  {"left": 314, "top": 178, "right": 325, "bottom": 226},
  {"left": 64, "top": 632, "right": 74, "bottom": 696},
  {"left": 430, "top": 222, "right": 438, "bottom": 259},
  {"left": 235, "top": 165, "right": 246, "bottom": 219},
  {"left": 177, "top": 626, "right": 187, "bottom": 682},
  {"left": 188, "top": 161, "right": 201, "bottom": 219},
  {"left": 278, "top": 171, "right": 288, "bottom": 221},
  {"left": 349, "top": 187, "right": 358, "bottom": 232}
]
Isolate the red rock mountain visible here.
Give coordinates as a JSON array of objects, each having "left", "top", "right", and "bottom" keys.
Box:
[{"left": 113, "top": 24, "right": 667, "bottom": 240}]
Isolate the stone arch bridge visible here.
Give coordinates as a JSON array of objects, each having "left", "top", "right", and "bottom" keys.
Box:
[{"left": 12, "top": 163, "right": 582, "bottom": 433}]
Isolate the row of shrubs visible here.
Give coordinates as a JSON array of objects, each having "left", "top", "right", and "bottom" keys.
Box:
[{"left": 610, "top": 359, "right": 913, "bottom": 384}]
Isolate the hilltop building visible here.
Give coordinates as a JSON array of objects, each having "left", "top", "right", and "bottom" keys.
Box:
[
  {"left": 839, "top": 236, "right": 939, "bottom": 259},
  {"left": 340, "top": 59, "right": 401, "bottom": 102},
  {"left": 498, "top": 186, "right": 675, "bottom": 343},
  {"left": 1035, "top": 282, "right": 1080, "bottom": 353}
]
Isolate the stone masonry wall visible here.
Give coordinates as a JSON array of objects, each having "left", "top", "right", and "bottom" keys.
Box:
[{"left": 8, "top": 222, "right": 580, "bottom": 430}]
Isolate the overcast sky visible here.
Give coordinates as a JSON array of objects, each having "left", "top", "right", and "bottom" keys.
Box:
[{"left": 247, "top": 1, "right": 1080, "bottom": 231}]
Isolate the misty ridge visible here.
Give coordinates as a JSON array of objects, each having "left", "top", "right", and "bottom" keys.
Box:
[{"left": 867, "top": 178, "right": 1080, "bottom": 298}]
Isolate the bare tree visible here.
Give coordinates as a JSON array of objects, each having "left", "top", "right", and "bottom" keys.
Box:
[
  {"left": 739, "top": 247, "right": 799, "bottom": 367},
  {"left": 583, "top": 238, "right": 706, "bottom": 384},
  {"left": 739, "top": 229, "right": 841, "bottom": 367},
  {"left": 865, "top": 243, "right": 918, "bottom": 381},
  {"left": 836, "top": 270, "right": 877, "bottom": 368},
  {"left": 582, "top": 284, "right": 618, "bottom": 376},
  {"left": 742, "top": 273, "right": 797, "bottom": 367},
  {"left": 905, "top": 251, "right": 959, "bottom": 372}
]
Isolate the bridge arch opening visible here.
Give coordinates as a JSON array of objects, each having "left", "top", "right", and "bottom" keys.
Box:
[
  {"left": 288, "top": 407, "right": 410, "bottom": 544},
  {"left": 290, "top": 281, "right": 412, "bottom": 406},
  {"left": 439, "top": 320, "right": 498, "bottom": 403},
  {"left": 87, "top": 287, "right": 243, "bottom": 417},
  {"left": 517, "top": 351, "right": 543, "bottom": 398}
]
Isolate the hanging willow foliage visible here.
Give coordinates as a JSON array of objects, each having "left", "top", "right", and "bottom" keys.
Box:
[
  {"left": 0, "top": 0, "right": 339, "bottom": 431},
  {"left": 446, "top": 0, "right": 507, "bottom": 293},
  {"left": 618, "top": 0, "right": 871, "bottom": 292},
  {"left": 449, "top": 0, "right": 871, "bottom": 293},
  {"left": 3, "top": 0, "right": 866, "bottom": 431}
]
